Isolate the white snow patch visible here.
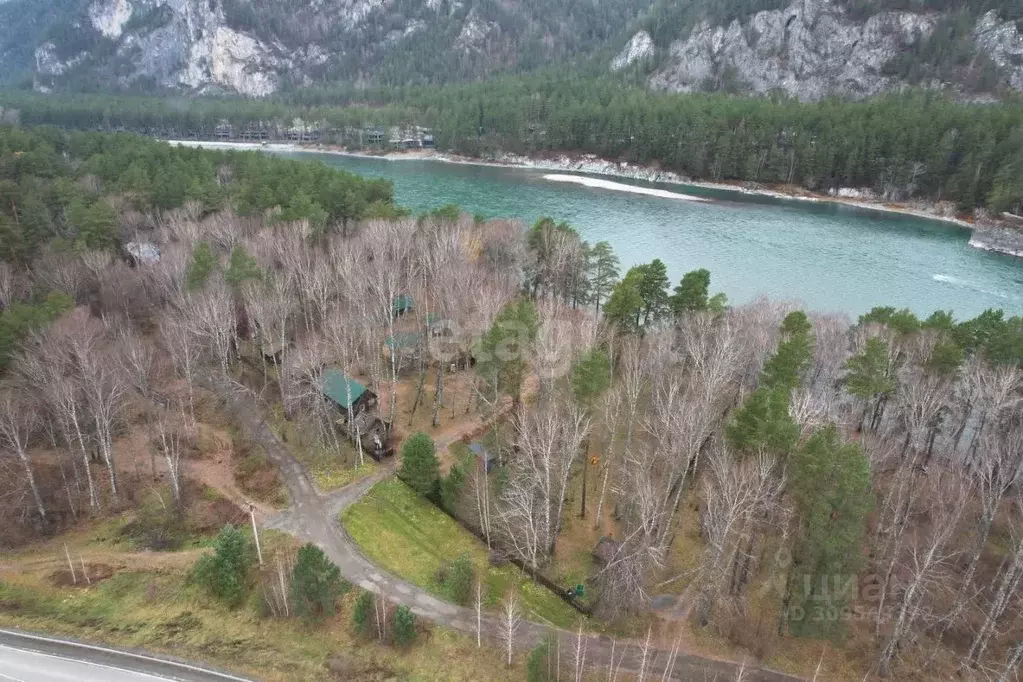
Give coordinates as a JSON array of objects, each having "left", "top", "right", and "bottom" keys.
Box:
[{"left": 543, "top": 174, "right": 707, "bottom": 202}]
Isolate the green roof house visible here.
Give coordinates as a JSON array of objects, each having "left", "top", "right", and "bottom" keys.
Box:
[
  {"left": 384, "top": 332, "right": 422, "bottom": 352},
  {"left": 392, "top": 294, "right": 414, "bottom": 316},
  {"left": 321, "top": 369, "right": 376, "bottom": 413}
]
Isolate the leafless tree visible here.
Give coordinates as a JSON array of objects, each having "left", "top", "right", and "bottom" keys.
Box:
[
  {"left": 500, "top": 592, "right": 521, "bottom": 666},
  {"left": 115, "top": 324, "right": 155, "bottom": 399},
  {"left": 243, "top": 273, "right": 295, "bottom": 400},
  {"left": 155, "top": 412, "right": 185, "bottom": 510},
  {"left": 931, "top": 428, "right": 1023, "bottom": 658},
  {"left": 161, "top": 312, "right": 201, "bottom": 422},
  {"left": 878, "top": 476, "right": 969, "bottom": 677},
  {"left": 500, "top": 403, "right": 589, "bottom": 570},
  {"left": 182, "top": 279, "right": 235, "bottom": 376},
  {"left": 60, "top": 310, "right": 126, "bottom": 503},
  {"left": 32, "top": 249, "right": 89, "bottom": 302},
  {"left": 695, "top": 447, "right": 781, "bottom": 626},
  {"left": 0, "top": 391, "right": 46, "bottom": 519},
  {"left": 964, "top": 486, "right": 1023, "bottom": 672}
]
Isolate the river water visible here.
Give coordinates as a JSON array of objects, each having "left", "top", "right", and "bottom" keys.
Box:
[{"left": 281, "top": 151, "right": 1023, "bottom": 319}]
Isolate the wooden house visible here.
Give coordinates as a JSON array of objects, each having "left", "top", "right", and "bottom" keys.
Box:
[
  {"left": 392, "top": 294, "right": 414, "bottom": 317},
  {"left": 322, "top": 369, "right": 376, "bottom": 415},
  {"left": 320, "top": 369, "right": 393, "bottom": 460}
]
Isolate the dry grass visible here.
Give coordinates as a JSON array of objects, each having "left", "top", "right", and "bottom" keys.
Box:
[{"left": 0, "top": 519, "right": 520, "bottom": 682}]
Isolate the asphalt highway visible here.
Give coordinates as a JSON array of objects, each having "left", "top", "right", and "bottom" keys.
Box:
[{"left": 0, "top": 631, "right": 252, "bottom": 682}]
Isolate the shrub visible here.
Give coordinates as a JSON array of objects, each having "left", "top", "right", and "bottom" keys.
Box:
[
  {"left": 353, "top": 590, "right": 374, "bottom": 635},
  {"left": 193, "top": 525, "right": 252, "bottom": 606},
  {"left": 439, "top": 451, "right": 471, "bottom": 514},
  {"left": 527, "top": 636, "right": 556, "bottom": 682},
  {"left": 392, "top": 605, "right": 416, "bottom": 645},
  {"left": 290, "top": 543, "right": 350, "bottom": 622},
  {"left": 399, "top": 432, "right": 439, "bottom": 497},
  {"left": 443, "top": 553, "right": 474, "bottom": 606}
]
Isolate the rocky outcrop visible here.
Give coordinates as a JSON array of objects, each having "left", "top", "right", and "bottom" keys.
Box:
[
  {"left": 974, "top": 10, "right": 1023, "bottom": 92},
  {"left": 970, "top": 224, "right": 1023, "bottom": 259},
  {"left": 643, "top": 0, "right": 1023, "bottom": 99},
  {"left": 16, "top": 0, "right": 622, "bottom": 96},
  {"left": 89, "top": 0, "right": 134, "bottom": 40},
  {"left": 611, "top": 30, "right": 655, "bottom": 71}
]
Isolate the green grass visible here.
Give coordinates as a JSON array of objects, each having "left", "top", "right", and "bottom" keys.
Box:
[
  {"left": 342, "top": 479, "right": 583, "bottom": 629},
  {"left": 0, "top": 537, "right": 519, "bottom": 682}
]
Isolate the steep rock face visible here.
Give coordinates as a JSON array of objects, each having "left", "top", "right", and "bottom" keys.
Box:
[
  {"left": 13, "top": 0, "right": 651, "bottom": 95},
  {"left": 643, "top": 0, "right": 1023, "bottom": 99},
  {"left": 974, "top": 10, "right": 1023, "bottom": 91},
  {"left": 88, "top": 0, "right": 133, "bottom": 39},
  {"left": 611, "top": 30, "right": 654, "bottom": 71},
  {"left": 648, "top": 0, "right": 938, "bottom": 99}
]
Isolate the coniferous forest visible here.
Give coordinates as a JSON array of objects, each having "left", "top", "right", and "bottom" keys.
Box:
[{"left": 3, "top": 79, "right": 1023, "bottom": 213}]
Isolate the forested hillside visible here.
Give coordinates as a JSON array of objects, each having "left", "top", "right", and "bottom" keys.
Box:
[
  {"left": 1, "top": 124, "right": 1022, "bottom": 682},
  {"left": 1, "top": 0, "right": 1022, "bottom": 98},
  {"left": 0, "top": 0, "right": 649, "bottom": 95},
  {"left": 4, "top": 84, "right": 1023, "bottom": 213}
]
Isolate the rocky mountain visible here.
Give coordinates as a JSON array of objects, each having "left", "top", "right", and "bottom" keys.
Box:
[
  {"left": 2, "top": 0, "right": 1022, "bottom": 99},
  {"left": 617, "top": 0, "right": 1023, "bottom": 100},
  {"left": 1, "top": 0, "right": 647, "bottom": 96}
]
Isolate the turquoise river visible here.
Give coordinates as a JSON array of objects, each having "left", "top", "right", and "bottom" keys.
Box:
[{"left": 280, "top": 151, "right": 1023, "bottom": 319}]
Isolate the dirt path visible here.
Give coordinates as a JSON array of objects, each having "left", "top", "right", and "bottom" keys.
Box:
[{"left": 209, "top": 378, "right": 800, "bottom": 682}]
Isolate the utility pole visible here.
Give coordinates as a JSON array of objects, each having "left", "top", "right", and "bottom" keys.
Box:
[{"left": 249, "top": 503, "right": 263, "bottom": 567}]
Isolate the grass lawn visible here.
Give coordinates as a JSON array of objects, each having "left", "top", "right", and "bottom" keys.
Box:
[
  {"left": 342, "top": 479, "right": 584, "bottom": 629},
  {"left": 0, "top": 527, "right": 520, "bottom": 682}
]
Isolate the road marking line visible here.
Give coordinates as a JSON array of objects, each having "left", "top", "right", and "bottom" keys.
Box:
[
  {"left": 0, "top": 635, "right": 252, "bottom": 682},
  {"left": 0, "top": 645, "right": 169, "bottom": 681}
]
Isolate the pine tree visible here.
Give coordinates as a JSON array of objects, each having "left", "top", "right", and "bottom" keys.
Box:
[
  {"left": 353, "top": 590, "right": 374, "bottom": 635},
  {"left": 603, "top": 268, "right": 644, "bottom": 334},
  {"left": 193, "top": 525, "right": 252, "bottom": 606},
  {"left": 224, "top": 245, "right": 262, "bottom": 287},
  {"left": 290, "top": 543, "right": 350, "bottom": 622},
  {"left": 636, "top": 259, "right": 670, "bottom": 325},
  {"left": 443, "top": 553, "right": 475, "bottom": 606},
  {"left": 670, "top": 268, "right": 711, "bottom": 315},
  {"left": 784, "top": 425, "right": 872, "bottom": 638},
  {"left": 588, "top": 240, "right": 619, "bottom": 314},
  {"left": 475, "top": 299, "right": 539, "bottom": 408},
  {"left": 392, "top": 605, "right": 417, "bottom": 645},
  {"left": 186, "top": 241, "right": 218, "bottom": 291},
  {"left": 400, "top": 432, "right": 440, "bottom": 497}
]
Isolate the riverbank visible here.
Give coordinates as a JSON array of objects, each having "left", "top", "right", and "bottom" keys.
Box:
[{"left": 168, "top": 140, "right": 1023, "bottom": 258}]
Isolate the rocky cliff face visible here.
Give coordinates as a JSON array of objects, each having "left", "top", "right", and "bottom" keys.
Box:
[
  {"left": 624, "top": 0, "right": 1023, "bottom": 100},
  {"left": 8, "top": 0, "right": 648, "bottom": 95},
  {"left": 31, "top": 0, "right": 363, "bottom": 95}
]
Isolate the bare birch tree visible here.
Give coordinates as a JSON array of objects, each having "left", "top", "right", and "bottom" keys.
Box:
[
  {"left": 500, "top": 592, "right": 522, "bottom": 666},
  {"left": 0, "top": 392, "right": 46, "bottom": 519}
]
